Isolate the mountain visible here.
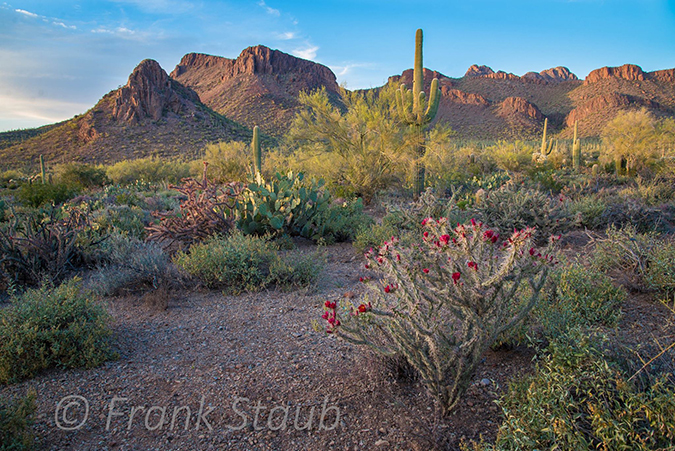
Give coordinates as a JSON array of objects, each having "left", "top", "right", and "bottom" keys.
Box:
[
  {"left": 0, "top": 59, "right": 251, "bottom": 168},
  {"left": 170, "top": 45, "right": 341, "bottom": 137},
  {"left": 388, "top": 63, "right": 675, "bottom": 139}
]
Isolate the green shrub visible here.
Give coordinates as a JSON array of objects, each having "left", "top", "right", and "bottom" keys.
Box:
[
  {"left": 537, "top": 263, "right": 626, "bottom": 337},
  {"left": 0, "top": 390, "right": 36, "bottom": 450},
  {"left": 645, "top": 240, "right": 675, "bottom": 294},
  {"left": 202, "top": 141, "right": 251, "bottom": 183},
  {"left": 478, "top": 331, "right": 675, "bottom": 451},
  {"left": 92, "top": 205, "right": 148, "bottom": 239},
  {"left": 0, "top": 170, "right": 25, "bottom": 189},
  {"left": 567, "top": 195, "right": 607, "bottom": 229},
  {"left": 55, "top": 163, "right": 109, "bottom": 188},
  {"left": 0, "top": 278, "right": 114, "bottom": 384},
  {"left": 353, "top": 222, "right": 397, "bottom": 254},
  {"left": 174, "top": 232, "right": 322, "bottom": 293},
  {"left": 311, "top": 198, "right": 374, "bottom": 244},
  {"left": 87, "top": 233, "right": 171, "bottom": 296},
  {"left": 106, "top": 158, "right": 191, "bottom": 185},
  {"left": 473, "top": 183, "right": 575, "bottom": 245},
  {"left": 16, "top": 182, "right": 78, "bottom": 207}
]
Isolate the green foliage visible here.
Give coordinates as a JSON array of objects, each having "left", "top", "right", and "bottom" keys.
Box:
[
  {"left": 54, "top": 163, "right": 109, "bottom": 188},
  {"left": 288, "top": 86, "right": 406, "bottom": 202},
  {"left": 91, "top": 205, "right": 148, "bottom": 239},
  {"left": 106, "top": 157, "right": 192, "bottom": 185},
  {"left": 16, "top": 182, "right": 78, "bottom": 208},
  {"left": 0, "top": 390, "right": 36, "bottom": 451},
  {"left": 567, "top": 194, "right": 607, "bottom": 229},
  {"left": 353, "top": 222, "right": 398, "bottom": 254},
  {"left": 173, "top": 232, "right": 322, "bottom": 293},
  {"left": 537, "top": 263, "right": 626, "bottom": 337},
  {"left": 490, "top": 141, "right": 535, "bottom": 173},
  {"left": 0, "top": 170, "right": 25, "bottom": 189},
  {"left": 237, "top": 171, "right": 330, "bottom": 240},
  {"left": 0, "top": 278, "right": 114, "bottom": 384},
  {"left": 88, "top": 233, "right": 171, "bottom": 296},
  {"left": 602, "top": 108, "right": 660, "bottom": 176},
  {"left": 473, "top": 183, "right": 574, "bottom": 244},
  {"left": 645, "top": 239, "right": 675, "bottom": 294},
  {"left": 481, "top": 331, "right": 675, "bottom": 451},
  {"left": 202, "top": 141, "right": 251, "bottom": 183},
  {"left": 310, "top": 198, "right": 374, "bottom": 244}
]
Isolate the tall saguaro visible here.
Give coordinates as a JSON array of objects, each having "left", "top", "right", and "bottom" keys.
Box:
[{"left": 395, "top": 29, "right": 440, "bottom": 199}]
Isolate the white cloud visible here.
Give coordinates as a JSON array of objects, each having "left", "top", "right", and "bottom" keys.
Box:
[
  {"left": 292, "top": 45, "right": 318, "bottom": 60},
  {"left": 53, "top": 21, "right": 76, "bottom": 30},
  {"left": 258, "top": 0, "right": 280, "bottom": 16},
  {"left": 0, "top": 94, "right": 90, "bottom": 126},
  {"left": 331, "top": 63, "right": 371, "bottom": 77},
  {"left": 276, "top": 31, "right": 296, "bottom": 40},
  {"left": 15, "top": 9, "right": 38, "bottom": 17}
]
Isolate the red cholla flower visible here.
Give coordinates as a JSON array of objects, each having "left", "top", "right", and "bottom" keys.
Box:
[
  {"left": 384, "top": 285, "right": 391, "bottom": 293},
  {"left": 325, "top": 300, "right": 336, "bottom": 309},
  {"left": 423, "top": 268, "right": 430, "bottom": 274},
  {"left": 396, "top": 254, "right": 401, "bottom": 262},
  {"left": 452, "top": 272, "right": 461, "bottom": 284},
  {"left": 358, "top": 304, "right": 368, "bottom": 313},
  {"left": 439, "top": 234, "right": 451, "bottom": 246},
  {"left": 529, "top": 247, "right": 536, "bottom": 256},
  {"left": 423, "top": 231, "right": 429, "bottom": 239},
  {"left": 377, "top": 257, "right": 384, "bottom": 264},
  {"left": 471, "top": 218, "right": 477, "bottom": 227},
  {"left": 365, "top": 263, "right": 370, "bottom": 269},
  {"left": 468, "top": 261, "right": 478, "bottom": 271}
]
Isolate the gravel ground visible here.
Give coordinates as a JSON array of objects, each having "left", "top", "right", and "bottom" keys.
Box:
[{"left": 2, "top": 240, "right": 672, "bottom": 450}]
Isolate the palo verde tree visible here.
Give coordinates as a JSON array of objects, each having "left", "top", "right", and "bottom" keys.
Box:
[{"left": 395, "top": 28, "right": 441, "bottom": 199}]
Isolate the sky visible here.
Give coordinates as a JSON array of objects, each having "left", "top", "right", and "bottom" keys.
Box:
[{"left": 1, "top": 0, "right": 674, "bottom": 132}]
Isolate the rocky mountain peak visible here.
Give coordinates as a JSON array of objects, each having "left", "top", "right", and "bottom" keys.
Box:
[
  {"left": 584, "top": 64, "right": 646, "bottom": 84},
  {"left": 464, "top": 65, "right": 495, "bottom": 78},
  {"left": 113, "top": 59, "right": 197, "bottom": 123}
]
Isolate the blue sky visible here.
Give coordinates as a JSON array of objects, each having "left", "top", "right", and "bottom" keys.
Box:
[{"left": 1, "top": 0, "right": 674, "bottom": 132}]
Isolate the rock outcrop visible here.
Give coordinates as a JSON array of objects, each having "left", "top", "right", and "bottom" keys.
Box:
[
  {"left": 565, "top": 93, "right": 658, "bottom": 127},
  {"left": 464, "top": 65, "right": 494, "bottom": 77},
  {"left": 584, "top": 64, "right": 646, "bottom": 84},
  {"left": 171, "top": 46, "right": 340, "bottom": 135},
  {"left": 497, "top": 96, "right": 543, "bottom": 121},
  {"left": 113, "top": 59, "right": 199, "bottom": 123}
]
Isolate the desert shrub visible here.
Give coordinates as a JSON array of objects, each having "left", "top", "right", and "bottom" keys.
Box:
[
  {"left": 54, "top": 163, "right": 109, "bottom": 188},
  {"left": 237, "top": 171, "right": 330, "bottom": 240},
  {"left": 0, "top": 278, "right": 114, "bottom": 384},
  {"left": 489, "top": 141, "right": 535, "bottom": 173},
  {"left": 566, "top": 194, "right": 607, "bottom": 229},
  {"left": 0, "top": 390, "right": 36, "bottom": 450},
  {"left": 92, "top": 205, "right": 148, "bottom": 239},
  {"left": 146, "top": 165, "right": 240, "bottom": 249},
  {"left": 537, "top": 263, "right": 626, "bottom": 337},
  {"left": 106, "top": 157, "right": 192, "bottom": 185},
  {"left": 591, "top": 224, "right": 675, "bottom": 292},
  {"left": 477, "top": 331, "right": 675, "bottom": 451},
  {"left": 383, "top": 188, "right": 466, "bottom": 232},
  {"left": 87, "top": 233, "right": 171, "bottom": 296},
  {"left": 600, "top": 198, "right": 672, "bottom": 233},
  {"left": 202, "top": 141, "right": 251, "bottom": 183},
  {"left": 310, "top": 198, "right": 374, "bottom": 244},
  {"left": 322, "top": 218, "right": 558, "bottom": 413},
  {"left": 16, "top": 182, "right": 78, "bottom": 207},
  {"left": 0, "top": 207, "right": 98, "bottom": 288},
  {"left": 601, "top": 108, "right": 661, "bottom": 176},
  {"left": 353, "top": 222, "right": 398, "bottom": 254},
  {"left": 473, "top": 183, "right": 575, "bottom": 244},
  {"left": 0, "top": 170, "right": 25, "bottom": 188},
  {"left": 174, "top": 232, "right": 322, "bottom": 293}
]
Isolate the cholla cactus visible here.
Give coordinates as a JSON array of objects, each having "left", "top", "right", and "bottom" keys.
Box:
[{"left": 322, "top": 218, "right": 559, "bottom": 413}]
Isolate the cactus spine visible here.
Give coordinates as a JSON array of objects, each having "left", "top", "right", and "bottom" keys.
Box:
[
  {"left": 39, "top": 154, "right": 46, "bottom": 184},
  {"left": 252, "top": 125, "right": 262, "bottom": 180},
  {"left": 572, "top": 120, "right": 581, "bottom": 170},
  {"left": 540, "top": 118, "right": 554, "bottom": 156},
  {"left": 395, "top": 28, "right": 441, "bottom": 199}
]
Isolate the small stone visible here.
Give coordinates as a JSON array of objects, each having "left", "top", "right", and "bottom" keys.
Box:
[
  {"left": 480, "top": 378, "right": 491, "bottom": 386},
  {"left": 374, "top": 439, "right": 389, "bottom": 446}
]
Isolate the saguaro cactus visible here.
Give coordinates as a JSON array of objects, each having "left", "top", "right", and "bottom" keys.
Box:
[
  {"left": 252, "top": 125, "right": 262, "bottom": 179},
  {"left": 39, "top": 154, "right": 46, "bottom": 184},
  {"left": 572, "top": 120, "right": 581, "bottom": 170},
  {"left": 395, "top": 28, "right": 441, "bottom": 199},
  {"left": 540, "top": 118, "right": 554, "bottom": 156}
]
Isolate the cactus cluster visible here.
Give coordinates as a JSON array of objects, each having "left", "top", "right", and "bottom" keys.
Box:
[
  {"left": 394, "top": 28, "right": 441, "bottom": 199},
  {"left": 238, "top": 171, "right": 330, "bottom": 238},
  {"left": 540, "top": 118, "right": 554, "bottom": 156}
]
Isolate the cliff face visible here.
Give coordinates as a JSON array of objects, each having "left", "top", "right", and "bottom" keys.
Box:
[
  {"left": 170, "top": 46, "right": 340, "bottom": 136},
  {"left": 113, "top": 59, "right": 200, "bottom": 123}
]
